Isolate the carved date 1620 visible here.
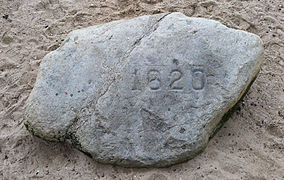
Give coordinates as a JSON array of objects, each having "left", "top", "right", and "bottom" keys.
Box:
[{"left": 131, "top": 65, "right": 206, "bottom": 92}]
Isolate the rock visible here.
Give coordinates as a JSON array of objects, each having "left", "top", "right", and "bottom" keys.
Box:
[
  {"left": 2, "top": 14, "right": 8, "bottom": 20},
  {"left": 24, "top": 12, "right": 264, "bottom": 167}
]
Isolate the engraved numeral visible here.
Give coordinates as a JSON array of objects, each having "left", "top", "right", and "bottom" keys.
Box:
[
  {"left": 130, "top": 62, "right": 207, "bottom": 92},
  {"left": 192, "top": 69, "right": 206, "bottom": 90},
  {"left": 169, "top": 70, "right": 183, "bottom": 90},
  {"left": 147, "top": 69, "right": 161, "bottom": 90},
  {"left": 132, "top": 68, "right": 141, "bottom": 90}
]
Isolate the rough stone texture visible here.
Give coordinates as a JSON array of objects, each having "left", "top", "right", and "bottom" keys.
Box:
[{"left": 24, "top": 12, "right": 263, "bottom": 167}]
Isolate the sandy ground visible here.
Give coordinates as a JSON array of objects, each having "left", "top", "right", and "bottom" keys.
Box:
[{"left": 0, "top": 0, "right": 283, "bottom": 179}]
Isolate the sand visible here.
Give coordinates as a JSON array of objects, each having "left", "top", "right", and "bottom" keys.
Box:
[{"left": 0, "top": 0, "right": 283, "bottom": 179}]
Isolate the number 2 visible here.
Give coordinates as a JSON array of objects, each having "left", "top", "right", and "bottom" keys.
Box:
[{"left": 169, "top": 70, "right": 183, "bottom": 90}]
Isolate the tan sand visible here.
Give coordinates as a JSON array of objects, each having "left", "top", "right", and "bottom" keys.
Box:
[{"left": 0, "top": 0, "right": 283, "bottom": 179}]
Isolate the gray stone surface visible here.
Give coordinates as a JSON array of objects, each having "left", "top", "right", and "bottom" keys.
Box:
[{"left": 24, "top": 12, "right": 264, "bottom": 167}]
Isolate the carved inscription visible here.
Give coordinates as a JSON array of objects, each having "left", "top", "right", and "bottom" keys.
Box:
[
  {"left": 130, "top": 61, "right": 207, "bottom": 92},
  {"left": 169, "top": 70, "right": 183, "bottom": 90},
  {"left": 132, "top": 69, "right": 141, "bottom": 90},
  {"left": 192, "top": 69, "right": 206, "bottom": 90},
  {"left": 147, "top": 70, "right": 161, "bottom": 90}
]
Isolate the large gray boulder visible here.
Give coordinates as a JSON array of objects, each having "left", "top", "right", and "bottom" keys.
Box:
[{"left": 24, "top": 12, "right": 263, "bottom": 167}]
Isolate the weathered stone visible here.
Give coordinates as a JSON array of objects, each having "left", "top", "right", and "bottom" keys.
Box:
[{"left": 24, "top": 12, "right": 264, "bottom": 167}]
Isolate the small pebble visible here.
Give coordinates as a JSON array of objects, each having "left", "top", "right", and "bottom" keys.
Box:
[{"left": 2, "top": 14, "right": 8, "bottom": 19}]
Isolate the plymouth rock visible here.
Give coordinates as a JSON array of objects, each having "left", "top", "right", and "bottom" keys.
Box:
[{"left": 24, "top": 12, "right": 264, "bottom": 167}]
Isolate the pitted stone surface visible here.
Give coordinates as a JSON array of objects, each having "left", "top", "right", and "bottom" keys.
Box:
[{"left": 24, "top": 12, "right": 264, "bottom": 167}]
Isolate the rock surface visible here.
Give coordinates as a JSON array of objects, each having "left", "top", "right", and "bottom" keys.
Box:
[{"left": 24, "top": 12, "right": 263, "bottom": 167}]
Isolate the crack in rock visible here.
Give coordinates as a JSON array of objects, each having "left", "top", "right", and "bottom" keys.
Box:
[
  {"left": 65, "top": 13, "right": 171, "bottom": 140},
  {"left": 92, "top": 13, "right": 171, "bottom": 107}
]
